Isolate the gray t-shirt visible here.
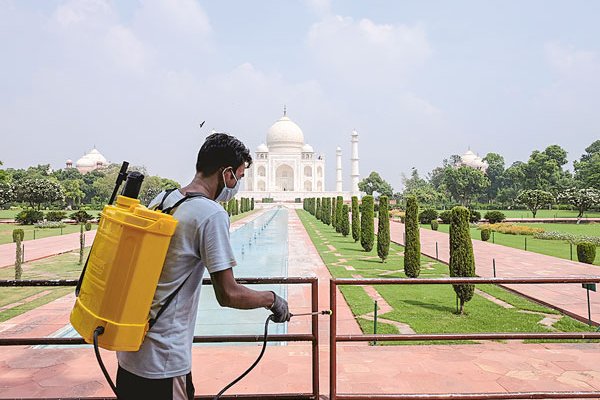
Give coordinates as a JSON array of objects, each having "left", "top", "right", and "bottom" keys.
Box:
[{"left": 117, "top": 190, "right": 236, "bottom": 379}]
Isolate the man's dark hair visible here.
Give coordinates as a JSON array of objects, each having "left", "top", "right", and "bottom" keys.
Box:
[{"left": 196, "top": 133, "right": 252, "bottom": 176}]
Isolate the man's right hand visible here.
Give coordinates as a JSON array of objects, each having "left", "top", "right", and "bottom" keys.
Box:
[{"left": 269, "top": 292, "right": 291, "bottom": 323}]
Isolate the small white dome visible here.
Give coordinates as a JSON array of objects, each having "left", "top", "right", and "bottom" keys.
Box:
[
  {"left": 66, "top": 159, "right": 73, "bottom": 164},
  {"left": 459, "top": 149, "right": 488, "bottom": 171},
  {"left": 302, "top": 143, "right": 314, "bottom": 153},
  {"left": 76, "top": 157, "right": 95, "bottom": 168},
  {"left": 266, "top": 115, "right": 304, "bottom": 150},
  {"left": 256, "top": 143, "right": 269, "bottom": 153}
]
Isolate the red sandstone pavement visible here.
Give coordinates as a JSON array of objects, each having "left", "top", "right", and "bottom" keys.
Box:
[
  {"left": 389, "top": 221, "right": 600, "bottom": 325},
  {"left": 1, "top": 208, "right": 600, "bottom": 398},
  {"left": 0, "top": 231, "right": 97, "bottom": 269}
]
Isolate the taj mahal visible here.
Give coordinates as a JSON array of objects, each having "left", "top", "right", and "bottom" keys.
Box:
[{"left": 239, "top": 109, "right": 361, "bottom": 201}]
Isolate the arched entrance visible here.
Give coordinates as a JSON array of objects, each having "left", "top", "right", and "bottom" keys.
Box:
[{"left": 276, "top": 164, "right": 294, "bottom": 191}]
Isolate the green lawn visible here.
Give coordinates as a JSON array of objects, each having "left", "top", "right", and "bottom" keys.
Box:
[
  {"left": 297, "top": 209, "right": 595, "bottom": 344},
  {"left": 423, "top": 223, "right": 600, "bottom": 266},
  {"left": 0, "top": 249, "right": 87, "bottom": 323},
  {"left": 0, "top": 223, "right": 97, "bottom": 245}
]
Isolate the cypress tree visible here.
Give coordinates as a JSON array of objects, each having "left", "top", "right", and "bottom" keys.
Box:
[
  {"left": 251, "top": 198, "right": 254, "bottom": 210},
  {"left": 13, "top": 229, "right": 24, "bottom": 280},
  {"left": 450, "top": 206, "right": 475, "bottom": 314},
  {"left": 316, "top": 198, "right": 321, "bottom": 220},
  {"left": 336, "top": 196, "right": 343, "bottom": 233},
  {"left": 331, "top": 197, "right": 337, "bottom": 227},
  {"left": 341, "top": 204, "right": 350, "bottom": 237},
  {"left": 404, "top": 195, "right": 421, "bottom": 277},
  {"left": 312, "top": 198, "right": 316, "bottom": 215},
  {"left": 360, "top": 195, "right": 374, "bottom": 252},
  {"left": 351, "top": 196, "right": 360, "bottom": 242},
  {"left": 323, "top": 198, "right": 330, "bottom": 224},
  {"left": 377, "top": 196, "right": 390, "bottom": 262}
]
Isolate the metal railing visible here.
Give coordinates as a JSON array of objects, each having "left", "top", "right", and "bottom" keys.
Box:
[
  {"left": 0, "top": 276, "right": 320, "bottom": 400},
  {"left": 329, "top": 276, "right": 600, "bottom": 400}
]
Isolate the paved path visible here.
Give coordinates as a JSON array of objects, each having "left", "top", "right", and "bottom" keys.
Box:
[
  {"left": 0, "top": 231, "right": 97, "bottom": 269},
  {"left": 1, "top": 210, "right": 600, "bottom": 398},
  {"left": 389, "top": 221, "right": 600, "bottom": 324}
]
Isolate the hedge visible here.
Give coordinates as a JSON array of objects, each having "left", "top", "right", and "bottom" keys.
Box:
[
  {"left": 377, "top": 196, "right": 390, "bottom": 262},
  {"left": 360, "top": 196, "right": 374, "bottom": 252},
  {"left": 449, "top": 206, "right": 475, "bottom": 314},
  {"left": 404, "top": 195, "right": 421, "bottom": 278}
]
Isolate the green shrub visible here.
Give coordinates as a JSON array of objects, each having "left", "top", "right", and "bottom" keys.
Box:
[
  {"left": 341, "top": 204, "right": 350, "bottom": 237},
  {"left": 450, "top": 206, "right": 475, "bottom": 314},
  {"left": 336, "top": 196, "right": 343, "bottom": 233},
  {"left": 377, "top": 196, "right": 390, "bottom": 262},
  {"left": 46, "top": 210, "right": 67, "bottom": 222},
  {"left": 332, "top": 197, "right": 337, "bottom": 228},
  {"left": 262, "top": 197, "right": 274, "bottom": 203},
  {"left": 418, "top": 208, "right": 438, "bottom": 224},
  {"left": 15, "top": 209, "right": 44, "bottom": 225},
  {"left": 251, "top": 198, "right": 255, "bottom": 210},
  {"left": 481, "top": 228, "right": 491, "bottom": 242},
  {"left": 439, "top": 210, "right": 452, "bottom": 224},
  {"left": 430, "top": 220, "right": 439, "bottom": 231},
  {"left": 13, "top": 229, "right": 24, "bottom": 280},
  {"left": 85, "top": 222, "right": 92, "bottom": 231},
  {"left": 484, "top": 211, "right": 506, "bottom": 224},
  {"left": 351, "top": 196, "right": 360, "bottom": 242},
  {"left": 404, "top": 195, "right": 421, "bottom": 277},
  {"left": 12, "top": 229, "right": 25, "bottom": 242},
  {"left": 360, "top": 196, "right": 374, "bottom": 252},
  {"left": 577, "top": 242, "right": 596, "bottom": 264},
  {"left": 70, "top": 210, "right": 92, "bottom": 223},
  {"left": 469, "top": 210, "right": 482, "bottom": 223},
  {"left": 316, "top": 198, "right": 322, "bottom": 220},
  {"left": 295, "top": 197, "right": 302, "bottom": 203}
]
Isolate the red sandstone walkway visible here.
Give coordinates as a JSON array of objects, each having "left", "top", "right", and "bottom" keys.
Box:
[
  {"left": 1, "top": 209, "right": 600, "bottom": 398},
  {"left": 389, "top": 221, "right": 600, "bottom": 324},
  {"left": 0, "top": 231, "right": 97, "bottom": 269}
]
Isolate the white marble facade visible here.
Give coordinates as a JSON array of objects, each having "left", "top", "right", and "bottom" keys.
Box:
[{"left": 244, "top": 111, "right": 325, "bottom": 194}]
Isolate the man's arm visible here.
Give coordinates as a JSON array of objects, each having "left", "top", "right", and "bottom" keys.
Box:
[{"left": 210, "top": 268, "right": 274, "bottom": 309}]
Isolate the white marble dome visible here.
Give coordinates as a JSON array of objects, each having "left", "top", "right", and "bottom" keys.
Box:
[
  {"left": 459, "top": 149, "right": 488, "bottom": 171},
  {"left": 75, "top": 147, "right": 109, "bottom": 173},
  {"left": 266, "top": 115, "right": 304, "bottom": 151},
  {"left": 302, "top": 143, "right": 314, "bottom": 153},
  {"left": 256, "top": 143, "right": 269, "bottom": 153}
]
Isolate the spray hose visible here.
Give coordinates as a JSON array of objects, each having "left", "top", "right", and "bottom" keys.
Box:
[{"left": 92, "top": 310, "right": 332, "bottom": 400}]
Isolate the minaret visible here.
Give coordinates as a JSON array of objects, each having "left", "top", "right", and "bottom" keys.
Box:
[
  {"left": 351, "top": 130, "right": 360, "bottom": 196},
  {"left": 336, "top": 147, "right": 343, "bottom": 192}
]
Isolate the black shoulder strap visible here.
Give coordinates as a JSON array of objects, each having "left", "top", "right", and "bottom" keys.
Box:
[
  {"left": 148, "top": 190, "right": 210, "bottom": 329},
  {"left": 153, "top": 188, "right": 177, "bottom": 211},
  {"left": 148, "top": 272, "right": 193, "bottom": 329}
]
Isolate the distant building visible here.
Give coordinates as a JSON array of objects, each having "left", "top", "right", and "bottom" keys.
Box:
[
  {"left": 457, "top": 149, "right": 488, "bottom": 172},
  {"left": 238, "top": 108, "right": 360, "bottom": 201},
  {"left": 66, "top": 147, "right": 109, "bottom": 174}
]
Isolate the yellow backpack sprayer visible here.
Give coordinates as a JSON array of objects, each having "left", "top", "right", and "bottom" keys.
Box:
[{"left": 70, "top": 161, "right": 331, "bottom": 399}]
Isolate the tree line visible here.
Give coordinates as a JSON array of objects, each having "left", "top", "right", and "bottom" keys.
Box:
[
  {"left": 0, "top": 162, "right": 180, "bottom": 211},
  {"left": 358, "top": 140, "right": 600, "bottom": 216}
]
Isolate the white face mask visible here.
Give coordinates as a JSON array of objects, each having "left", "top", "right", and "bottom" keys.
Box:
[{"left": 215, "top": 167, "right": 240, "bottom": 202}]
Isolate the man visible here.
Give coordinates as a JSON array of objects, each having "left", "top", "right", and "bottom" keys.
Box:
[{"left": 116, "top": 133, "right": 290, "bottom": 399}]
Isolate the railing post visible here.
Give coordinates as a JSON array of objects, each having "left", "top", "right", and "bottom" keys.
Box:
[
  {"left": 330, "top": 279, "right": 337, "bottom": 400},
  {"left": 435, "top": 241, "right": 439, "bottom": 260},
  {"left": 525, "top": 237, "right": 527, "bottom": 251},
  {"left": 311, "top": 278, "right": 319, "bottom": 398},
  {"left": 493, "top": 258, "right": 496, "bottom": 277},
  {"left": 570, "top": 242, "right": 573, "bottom": 260},
  {"left": 373, "top": 300, "right": 378, "bottom": 345}
]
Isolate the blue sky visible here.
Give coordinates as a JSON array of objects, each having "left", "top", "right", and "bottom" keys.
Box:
[{"left": 1, "top": 0, "right": 599, "bottom": 191}]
